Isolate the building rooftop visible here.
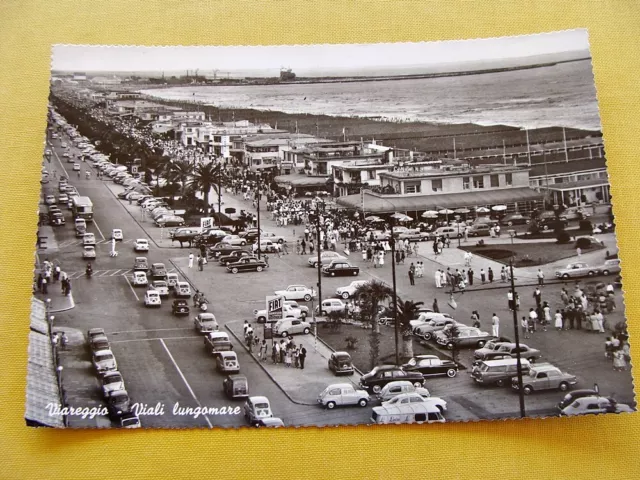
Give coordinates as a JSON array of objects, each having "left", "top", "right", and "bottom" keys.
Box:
[
  {"left": 529, "top": 157, "right": 607, "bottom": 177},
  {"left": 379, "top": 164, "right": 527, "bottom": 180}
]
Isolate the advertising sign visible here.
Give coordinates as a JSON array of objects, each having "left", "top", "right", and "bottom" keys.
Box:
[{"left": 266, "top": 295, "right": 284, "bottom": 323}]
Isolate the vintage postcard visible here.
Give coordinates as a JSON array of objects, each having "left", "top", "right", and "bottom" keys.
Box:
[{"left": 26, "top": 30, "right": 635, "bottom": 429}]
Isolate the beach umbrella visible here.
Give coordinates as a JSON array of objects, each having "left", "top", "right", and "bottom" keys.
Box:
[
  {"left": 365, "top": 215, "right": 382, "bottom": 222},
  {"left": 438, "top": 209, "right": 454, "bottom": 215},
  {"left": 305, "top": 192, "right": 314, "bottom": 196},
  {"left": 422, "top": 210, "right": 438, "bottom": 219},
  {"left": 391, "top": 212, "right": 412, "bottom": 222},
  {"left": 492, "top": 205, "right": 508, "bottom": 212},
  {"left": 476, "top": 206, "right": 490, "bottom": 213},
  {"left": 454, "top": 208, "right": 471, "bottom": 214}
]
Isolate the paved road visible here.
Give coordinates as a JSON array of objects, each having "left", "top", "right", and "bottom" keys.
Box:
[{"left": 42, "top": 127, "right": 635, "bottom": 429}]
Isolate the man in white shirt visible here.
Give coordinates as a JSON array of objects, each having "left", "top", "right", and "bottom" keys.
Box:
[
  {"left": 528, "top": 308, "right": 538, "bottom": 332},
  {"left": 188, "top": 252, "right": 194, "bottom": 268},
  {"left": 491, "top": 313, "right": 500, "bottom": 337}
]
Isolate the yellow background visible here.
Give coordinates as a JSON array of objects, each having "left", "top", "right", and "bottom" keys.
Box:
[{"left": 1, "top": 1, "right": 639, "bottom": 478}]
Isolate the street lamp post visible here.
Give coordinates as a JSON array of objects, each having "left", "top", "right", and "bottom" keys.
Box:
[
  {"left": 509, "top": 258, "right": 526, "bottom": 418},
  {"left": 390, "top": 221, "right": 400, "bottom": 366},
  {"left": 315, "top": 201, "right": 324, "bottom": 322},
  {"left": 256, "top": 172, "right": 262, "bottom": 260},
  {"left": 217, "top": 160, "right": 222, "bottom": 225}
]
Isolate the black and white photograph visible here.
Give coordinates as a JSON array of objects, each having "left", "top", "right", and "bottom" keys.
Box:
[{"left": 26, "top": 30, "right": 635, "bottom": 429}]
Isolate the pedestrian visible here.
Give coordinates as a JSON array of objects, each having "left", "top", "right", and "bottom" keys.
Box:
[
  {"left": 188, "top": 252, "right": 194, "bottom": 268},
  {"left": 533, "top": 287, "right": 542, "bottom": 309},
  {"left": 279, "top": 340, "right": 286, "bottom": 363},
  {"left": 299, "top": 346, "right": 307, "bottom": 369},
  {"left": 301, "top": 239, "right": 307, "bottom": 254},
  {"left": 260, "top": 340, "right": 268, "bottom": 362},
  {"left": 537, "top": 269, "right": 545, "bottom": 286},
  {"left": 480, "top": 268, "right": 486, "bottom": 284},
  {"left": 487, "top": 267, "right": 494, "bottom": 283},
  {"left": 293, "top": 347, "right": 300, "bottom": 368},
  {"left": 296, "top": 240, "right": 301, "bottom": 254},
  {"left": 275, "top": 242, "right": 282, "bottom": 258},
  {"left": 41, "top": 276, "right": 48, "bottom": 294},
  {"left": 263, "top": 254, "right": 269, "bottom": 267},
  {"left": 272, "top": 342, "right": 279, "bottom": 363},
  {"left": 432, "top": 298, "right": 439, "bottom": 313},
  {"left": 408, "top": 263, "right": 415, "bottom": 286},
  {"left": 491, "top": 313, "right": 500, "bottom": 338},
  {"left": 53, "top": 265, "right": 61, "bottom": 283},
  {"left": 507, "top": 290, "right": 514, "bottom": 311},
  {"left": 378, "top": 251, "right": 385, "bottom": 268},
  {"left": 467, "top": 268, "right": 474, "bottom": 286},
  {"left": 197, "top": 255, "right": 204, "bottom": 271},
  {"left": 576, "top": 247, "right": 582, "bottom": 258},
  {"left": 500, "top": 267, "right": 507, "bottom": 283},
  {"left": 613, "top": 349, "right": 627, "bottom": 371},
  {"left": 309, "top": 240, "right": 314, "bottom": 255},
  {"left": 595, "top": 309, "right": 605, "bottom": 333},
  {"left": 60, "top": 331, "right": 69, "bottom": 349},
  {"left": 554, "top": 310, "right": 563, "bottom": 331},
  {"left": 284, "top": 348, "right": 292, "bottom": 367},
  {"left": 471, "top": 311, "right": 481, "bottom": 328},
  {"left": 416, "top": 261, "right": 423, "bottom": 278},
  {"left": 434, "top": 269, "right": 442, "bottom": 288},
  {"left": 528, "top": 308, "right": 538, "bottom": 333},
  {"left": 522, "top": 316, "right": 530, "bottom": 339}
]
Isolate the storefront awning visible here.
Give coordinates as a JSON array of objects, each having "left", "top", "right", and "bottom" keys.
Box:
[
  {"left": 274, "top": 173, "right": 331, "bottom": 187},
  {"left": 335, "top": 187, "right": 543, "bottom": 214},
  {"left": 547, "top": 178, "right": 609, "bottom": 191}
]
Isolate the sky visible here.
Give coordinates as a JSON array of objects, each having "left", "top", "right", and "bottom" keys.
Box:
[{"left": 52, "top": 29, "right": 589, "bottom": 76}]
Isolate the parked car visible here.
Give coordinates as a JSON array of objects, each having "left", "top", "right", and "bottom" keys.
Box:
[
  {"left": 155, "top": 215, "right": 184, "bottom": 227},
  {"left": 308, "top": 251, "right": 346, "bottom": 268},
  {"left": 413, "top": 318, "right": 460, "bottom": 341},
  {"left": 93, "top": 349, "right": 117, "bottom": 374},
  {"left": 208, "top": 243, "right": 242, "bottom": 259},
  {"left": 261, "top": 232, "right": 287, "bottom": 244},
  {"left": 171, "top": 299, "right": 190, "bottom": 316},
  {"left": 473, "top": 340, "right": 510, "bottom": 359},
  {"left": 219, "top": 250, "right": 255, "bottom": 266},
  {"left": 471, "top": 358, "right": 532, "bottom": 387},
  {"left": 371, "top": 403, "right": 445, "bottom": 425},
  {"left": 133, "top": 257, "right": 149, "bottom": 271},
  {"left": 500, "top": 213, "right": 531, "bottom": 226},
  {"left": 560, "top": 395, "right": 634, "bottom": 416},
  {"left": 215, "top": 351, "right": 240, "bottom": 374},
  {"left": 317, "top": 383, "right": 370, "bottom": 409},
  {"left": 376, "top": 381, "right": 432, "bottom": 403},
  {"left": 596, "top": 258, "right": 621, "bottom": 276},
  {"left": 381, "top": 392, "right": 447, "bottom": 414},
  {"left": 83, "top": 233, "right": 96, "bottom": 246},
  {"left": 359, "top": 365, "right": 425, "bottom": 394},
  {"left": 556, "top": 389, "right": 602, "bottom": 411},
  {"left": 315, "top": 299, "right": 347, "bottom": 316},
  {"left": 328, "top": 351, "right": 355, "bottom": 375},
  {"left": 173, "top": 281, "right": 191, "bottom": 298},
  {"left": 468, "top": 224, "right": 492, "bottom": 237},
  {"left": 512, "top": 363, "right": 578, "bottom": 394},
  {"left": 143, "top": 290, "right": 162, "bottom": 307},
  {"left": 254, "top": 304, "right": 305, "bottom": 324},
  {"left": 226, "top": 257, "right": 269, "bottom": 274},
  {"left": 90, "top": 334, "right": 110, "bottom": 353},
  {"left": 243, "top": 396, "right": 273, "bottom": 426},
  {"left": 82, "top": 245, "right": 96, "bottom": 259},
  {"left": 335, "top": 280, "right": 370, "bottom": 300},
  {"left": 220, "top": 234, "right": 248, "bottom": 246},
  {"left": 402, "top": 355, "right": 459, "bottom": 378},
  {"left": 112, "top": 228, "right": 123, "bottom": 241},
  {"left": 322, "top": 260, "right": 360, "bottom": 277},
  {"left": 134, "top": 239, "right": 150, "bottom": 252},
  {"left": 204, "top": 332, "right": 233, "bottom": 353},
  {"left": 274, "top": 285, "right": 317, "bottom": 302},
  {"left": 475, "top": 342, "right": 542, "bottom": 362},
  {"left": 150, "top": 263, "right": 167, "bottom": 278},
  {"left": 255, "top": 418, "right": 285, "bottom": 428},
  {"left": 272, "top": 318, "right": 311, "bottom": 337},
  {"left": 119, "top": 412, "right": 141, "bottom": 428},
  {"left": 555, "top": 262, "right": 599, "bottom": 279},
  {"left": 131, "top": 271, "right": 148, "bottom": 287},
  {"left": 101, "top": 371, "right": 125, "bottom": 397},
  {"left": 151, "top": 280, "right": 169, "bottom": 297},
  {"left": 194, "top": 313, "right": 219, "bottom": 333},
  {"left": 223, "top": 374, "right": 249, "bottom": 399},
  {"left": 434, "top": 326, "right": 496, "bottom": 349},
  {"left": 105, "top": 390, "right": 131, "bottom": 420}
]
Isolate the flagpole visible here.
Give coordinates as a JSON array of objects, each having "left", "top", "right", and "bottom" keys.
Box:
[
  {"left": 526, "top": 129, "right": 531, "bottom": 166},
  {"left": 563, "top": 127, "right": 569, "bottom": 163}
]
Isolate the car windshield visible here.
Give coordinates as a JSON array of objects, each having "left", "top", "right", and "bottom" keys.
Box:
[
  {"left": 335, "top": 354, "right": 350, "bottom": 362},
  {"left": 254, "top": 403, "right": 269, "bottom": 410},
  {"left": 406, "top": 358, "right": 417, "bottom": 366},
  {"left": 96, "top": 353, "right": 113, "bottom": 362},
  {"left": 104, "top": 375, "right": 121, "bottom": 384}
]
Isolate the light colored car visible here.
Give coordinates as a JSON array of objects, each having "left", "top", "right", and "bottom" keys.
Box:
[
  {"left": 317, "top": 383, "right": 370, "bottom": 409},
  {"left": 151, "top": 280, "right": 169, "bottom": 297},
  {"left": 58, "top": 193, "right": 69, "bottom": 204},
  {"left": 315, "top": 298, "right": 347, "bottom": 316},
  {"left": 274, "top": 285, "right": 316, "bottom": 302},
  {"left": 82, "top": 245, "right": 96, "bottom": 259},
  {"left": 596, "top": 258, "right": 621, "bottom": 276},
  {"left": 132, "top": 271, "right": 148, "bottom": 287},
  {"left": 215, "top": 351, "right": 240, "bottom": 374},
  {"left": 144, "top": 289, "right": 162, "bottom": 307},
  {"left": 134, "top": 239, "right": 149, "bottom": 252},
  {"left": 261, "top": 232, "right": 287, "bottom": 244},
  {"left": 243, "top": 396, "right": 273, "bottom": 425},
  {"left": 555, "top": 262, "right": 598, "bottom": 279},
  {"left": 93, "top": 349, "right": 117, "bottom": 374},
  {"left": 335, "top": 280, "right": 370, "bottom": 300},
  {"left": 434, "top": 326, "right": 496, "bottom": 349},
  {"left": 72, "top": 163, "right": 81, "bottom": 171},
  {"left": 254, "top": 304, "right": 305, "bottom": 324},
  {"left": 112, "top": 229, "right": 123, "bottom": 241},
  {"left": 155, "top": 215, "right": 185, "bottom": 227},
  {"left": 221, "top": 234, "right": 248, "bottom": 246},
  {"left": 376, "top": 381, "right": 431, "bottom": 403},
  {"left": 166, "top": 273, "right": 179, "bottom": 289},
  {"left": 272, "top": 318, "right": 312, "bottom": 337},
  {"left": 101, "top": 371, "right": 125, "bottom": 397},
  {"left": 283, "top": 300, "right": 309, "bottom": 316},
  {"left": 381, "top": 392, "right": 447, "bottom": 413},
  {"left": 45, "top": 195, "right": 56, "bottom": 205},
  {"left": 512, "top": 363, "right": 578, "bottom": 395},
  {"left": 83, "top": 233, "right": 96, "bottom": 246},
  {"left": 194, "top": 313, "right": 219, "bottom": 333},
  {"left": 413, "top": 318, "right": 461, "bottom": 340},
  {"left": 409, "top": 312, "right": 454, "bottom": 331},
  {"left": 174, "top": 281, "right": 191, "bottom": 298},
  {"left": 560, "top": 395, "right": 635, "bottom": 416},
  {"left": 308, "top": 251, "right": 346, "bottom": 268}
]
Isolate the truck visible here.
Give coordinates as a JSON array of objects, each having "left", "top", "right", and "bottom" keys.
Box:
[{"left": 71, "top": 196, "right": 94, "bottom": 222}]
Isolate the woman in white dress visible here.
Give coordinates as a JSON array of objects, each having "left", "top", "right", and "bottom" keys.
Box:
[
  {"left": 554, "top": 310, "right": 563, "bottom": 331},
  {"left": 378, "top": 251, "right": 385, "bottom": 267}
]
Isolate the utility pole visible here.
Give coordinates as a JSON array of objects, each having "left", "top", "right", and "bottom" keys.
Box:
[
  {"left": 256, "top": 172, "right": 261, "bottom": 260},
  {"left": 217, "top": 160, "right": 222, "bottom": 225},
  {"left": 315, "top": 201, "right": 324, "bottom": 319},
  {"left": 390, "top": 220, "right": 400, "bottom": 366},
  {"left": 510, "top": 259, "right": 526, "bottom": 418}
]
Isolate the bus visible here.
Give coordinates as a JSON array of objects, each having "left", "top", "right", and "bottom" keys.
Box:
[{"left": 71, "top": 196, "right": 94, "bottom": 222}]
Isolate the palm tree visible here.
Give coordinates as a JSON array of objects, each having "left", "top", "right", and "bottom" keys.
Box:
[
  {"left": 353, "top": 280, "right": 394, "bottom": 334},
  {"left": 189, "top": 162, "right": 222, "bottom": 214},
  {"left": 396, "top": 299, "right": 424, "bottom": 361},
  {"left": 165, "top": 159, "right": 193, "bottom": 198}
]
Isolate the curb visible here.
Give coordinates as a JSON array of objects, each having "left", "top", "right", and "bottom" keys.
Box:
[
  {"left": 224, "top": 323, "right": 316, "bottom": 406},
  {"left": 50, "top": 293, "right": 76, "bottom": 313},
  {"left": 314, "top": 332, "right": 365, "bottom": 378}
]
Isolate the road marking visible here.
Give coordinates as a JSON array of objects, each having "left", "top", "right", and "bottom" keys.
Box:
[
  {"left": 110, "top": 336, "right": 200, "bottom": 344},
  {"left": 159, "top": 338, "right": 213, "bottom": 429},
  {"left": 96, "top": 270, "right": 112, "bottom": 277},
  {"left": 109, "top": 327, "right": 195, "bottom": 335},
  {"left": 109, "top": 269, "right": 124, "bottom": 276},
  {"left": 123, "top": 275, "right": 140, "bottom": 301}
]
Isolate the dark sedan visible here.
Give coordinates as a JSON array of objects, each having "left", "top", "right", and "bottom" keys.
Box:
[
  {"left": 359, "top": 365, "right": 424, "bottom": 393},
  {"left": 208, "top": 243, "right": 242, "bottom": 259},
  {"left": 219, "top": 250, "right": 255, "bottom": 266},
  {"left": 322, "top": 261, "right": 360, "bottom": 277},
  {"left": 226, "top": 257, "right": 269, "bottom": 274},
  {"left": 500, "top": 214, "right": 531, "bottom": 226},
  {"left": 402, "top": 355, "right": 459, "bottom": 378}
]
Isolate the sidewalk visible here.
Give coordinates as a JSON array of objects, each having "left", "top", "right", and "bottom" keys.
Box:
[
  {"left": 226, "top": 320, "right": 360, "bottom": 406},
  {"left": 37, "top": 225, "right": 60, "bottom": 253}
]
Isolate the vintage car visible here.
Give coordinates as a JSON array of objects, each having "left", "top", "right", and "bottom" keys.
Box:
[
  {"left": 133, "top": 257, "right": 149, "bottom": 272},
  {"left": 413, "top": 318, "right": 461, "bottom": 340},
  {"left": 475, "top": 342, "right": 542, "bottom": 362},
  {"left": 220, "top": 234, "right": 248, "bottom": 246},
  {"left": 559, "top": 395, "right": 635, "bottom": 416},
  {"left": 131, "top": 271, "right": 148, "bottom": 287},
  {"left": 226, "top": 257, "right": 269, "bottom": 274},
  {"left": 254, "top": 304, "right": 305, "bottom": 324},
  {"left": 93, "top": 349, "right": 117, "bottom": 374},
  {"left": 307, "top": 251, "right": 346, "bottom": 268},
  {"left": 359, "top": 365, "right": 425, "bottom": 394},
  {"left": 204, "top": 331, "right": 233, "bottom": 353},
  {"left": 557, "top": 389, "right": 601, "bottom": 411},
  {"left": 112, "top": 229, "right": 124, "bottom": 241},
  {"left": 315, "top": 299, "right": 347, "bottom": 316},
  {"left": 223, "top": 374, "right": 249, "bottom": 399},
  {"left": 272, "top": 318, "right": 311, "bottom": 337},
  {"left": 335, "top": 280, "right": 370, "bottom": 300},
  {"left": 173, "top": 281, "right": 192, "bottom": 298},
  {"left": 134, "top": 238, "right": 150, "bottom": 252},
  {"left": 274, "top": 285, "right": 317, "bottom": 302},
  {"left": 322, "top": 260, "right": 360, "bottom": 277},
  {"left": 166, "top": 273, "right": 179, "bottom": 290},
  {"left": 317, "top": 383, "right": 370, "bottom": 409},
  {"left": 101, "top": 371, "right": 125, "bottom": 397},
  {"left": 208, "top": 243, "right": 242, "bottom": 259},
  {"left": 50, "top": 212, "right": 66, "bottom": 226},
  {"left": 376, "top": 381, "right": 432, "bottom": 403},
  {"left": 409, "top": 312, "right": 454, "bottom": 330},
  {"left": 255, "top": 417, "right": 285, "bottom": 428},
  {"left": 151, "top": 280, "right": 169, "bottom": 297},
  {"left": 283, "top": 301, "right": 309, "bottom": 316},
  {"left": 328, "top": 351, "right": 355, "bottom": 375},
  {"left": 143, "top": 289, "right": 162, "bottom": 307},
  {"left": 555, "top": 262, "right": 599, "bottom": 279},
  {"left": 402, "top": 355, "right": 459, "bottom": 378},
  {"left": 83, "top": 233, "right": 96, "bottom": 246},
  {"left": 105, "top": 390, "right": 132, "bottom": 420},
  {"left": 119, "top": 412, "right": 141, "bottom": 428},
  {"left": 381, "top": 392, "right": 447, "bottom": 414},
  {"left": 596, "top": 258, "right": 621, "bottom": 276},
  {"left": 473, "top": 340, "right": 510, "bottom": 359},
  {"left": 243, "top": 396, "right": 273, "bottom": 426},
  {"left": 512, "top": 363, "right": 578, "bottom": 395},
  {"left": 171, "top": 299, "right": 190, "bottom": 316},
  {"left": 194, "top": 313, "right": 219, "bottom": 333},
  {"left": 150, "top": 263, "right": 167, "bottom": 278},
  {"left": 219, "top": 250, "right": 255, "bottom": 266},
  {"left": 215, "top": 351, "right": 240, "bottom": 374},
  {"left": 82, "top": 245, "right": 96, "bottom": 259},
  {"left": 434, "top": 326, "right": 496, "bottom": 349},
  {"left": 89, "top": 335, "right": 110, "bottom": 354},
  {"left": 261, "top": 232, "right": 287, "bottom": 244},
  {"left": 500, "top": 213, "right": 531, "bottom": 226}
]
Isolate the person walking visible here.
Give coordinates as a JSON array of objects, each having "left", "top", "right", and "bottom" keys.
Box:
[
  {"left": 554, "top": 310, "right": 563, "bottom": 331},
  {"left": 301, "top": 239, "right": 307, "bottom": 254},
  {"left": 298, "top": 346, "right": 307, "bottom": 369},
  {"left": 282, "top": 242, "right": 289, "bottom": 255},
  {"left": 260, "top": 340, "right": 268, "bottom": 362},
  {"left": 408, "top": 263, "right": 416, "bottom": 286},
  {"left": 480, "top": 268, "right": 486, "bottom": 284},
  {"left": 471, "top": 311, "right": 481, "bottom": 328},
  {"left": 533, "top": 287, "right": 542, "bottom": 309},
  {"left": 272, "top": 342, "right": 279, "bottom": 364},
  {"left": 293, "top": 347, "right": 300, "bottom": 368},
  {"left": 613, "top": 349, "right": 627, "bottom": 371},
  {"left": 595, "top": 309, "right": 605, "bottom": 333},
  {"left": 416, "top": 261, "right": 423, "bottom": 278},
  {"left": 528, "top": 308, "right": 538, "bottom": 333},
  {"left": 467, "top": 268, "right": 474, "bottom": 286},
  {"left": 491, "top": 313, "right": 500, "bottom": 338},
  {"left": 507, "top": 291, "right": 514, "bottom": 311},
  {"left": 197, "top": 255, "right": 204, "bottom": 271},
  {"left": 188, "top": 252, "right": 194, "bottom": 268},
  {"left": 487, "top": 267, "right": 494, "bottom": 283},
  {"left": 309, "top": 240, "right": 314, "bottom": 255},
  {"left": 432, "top": 298, "right": 439, "bottom": 313},
  {"left": 434, "top": 269, "right": 442, "bottom": 288},
  {"left": 522, "top": 316, "right": 530, "bottom": 339},
  {"left": 537, "top": 269, "right": 545, "bottom": 286},
  {"left": 41, "top": 276, "right": 48, "bottom": 294}
]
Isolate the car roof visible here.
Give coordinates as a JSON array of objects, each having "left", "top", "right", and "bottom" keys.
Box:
[
  {"left": 177, "top": 281, "right": 189, "bottom": 286},
  {"left": 103, "top": 371, "right": 122, "bottom": 378},
  {"left": 135, "top": 257, "right": 147, "bottom": 261},
  {"left": 249, "top": 396, "right": 269, "bottom": 404},
  {"left": 199, "top": 313, "right": 216, "bottom": 319},
  {"left": 414, "top": 355, "right": 440, "bottom": 360},
  {"left": 218, "top": 351, "right": 236, "bottom": 358},
  {"left": 152, "top": 263, "right": 165, "bottom": 267},
  {"left": 326, "top": 383, "right": 355, "bottom": 390},
  {"left": 481, "top": 358, "right": 530, "bottom": 366},
  {"left": 208, "top": 332, "right": 228, "bottom": 338},
  {"left": 94, "top": 349, "right": 114, "bottom": 356}
]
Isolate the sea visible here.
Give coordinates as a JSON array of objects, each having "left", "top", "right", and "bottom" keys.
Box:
[{"left": 140, "top": 59, "right": 601, "bottom": 132}]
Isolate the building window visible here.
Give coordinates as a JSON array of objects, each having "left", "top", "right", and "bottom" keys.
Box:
[
  {"left": 554, "top": 177, "right": 564, "bottom": 184},
  {"left": 367, "top": 170, "right": 376, "bottom": 180},
  {"left": 463, "top": 176, "right": 470, "bottom": 190},
  {"left": 404, "top": 181, "right": 421, "bottom": 194},
  {"left": 432, "top": 179, "right": 443, "bottom": 192},
  {"left": 490, "top": 174, "right": 499, "bottom": 188},
  {"left": 473, "top": 176, "right": 484, "bottom": 189},
  {"left": 505, "top": 173, "right": 513, "bottom": 186}
]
